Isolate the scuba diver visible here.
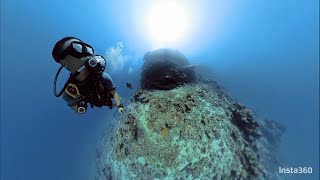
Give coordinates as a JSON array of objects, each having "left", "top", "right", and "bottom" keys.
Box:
[
  {"left": 126, "top": 82, "right": 133, "bottom": 89},
  {"left": 52, "top": 37, "right": 123, "bottom": 114}
]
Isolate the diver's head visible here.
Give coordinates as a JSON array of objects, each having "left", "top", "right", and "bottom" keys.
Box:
[{"left": 52, "top": 37, "right": 94, "bottom": 73}]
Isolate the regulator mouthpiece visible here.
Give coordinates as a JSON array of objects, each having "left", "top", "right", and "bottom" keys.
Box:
[
  {"left": 88, "top": 58, "right": 98, "bottom": 68},
  {"left": 84, "top": 55, "right": 106, "bottom": 72}
]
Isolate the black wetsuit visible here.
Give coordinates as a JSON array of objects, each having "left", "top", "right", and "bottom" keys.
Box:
[{"left": 63, "top": 72, "right": 116, "bottom": 108}]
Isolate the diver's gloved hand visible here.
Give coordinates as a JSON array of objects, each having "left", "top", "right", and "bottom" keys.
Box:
[{"left": 118, "top": 104, "right": 124, "bottom": 113}]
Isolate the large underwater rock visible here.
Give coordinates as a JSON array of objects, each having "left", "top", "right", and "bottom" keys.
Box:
[
  {"left": 140, "top": 49, "right": 196, "bottom": 90},
  {"left": 95, "top": 49, "right": 285, "bottom": 179}
]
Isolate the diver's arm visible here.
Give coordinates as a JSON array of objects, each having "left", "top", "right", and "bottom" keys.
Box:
[
  {"left": 110, "top": 89, "right": 122, "bottom": 106},
  {"left": 101, "top": 73, "right": 123, "bottom": 112},
  {"left": 110, "top": 89, "right": 123, "bottom": 112}
]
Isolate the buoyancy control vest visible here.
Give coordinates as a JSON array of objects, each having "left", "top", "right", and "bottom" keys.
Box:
[
  {"left": 53, "top": 55, "right": 112, "bottom": 113},
  {"left": 65, "top": 72, "right": 114, "bottom": 109}
]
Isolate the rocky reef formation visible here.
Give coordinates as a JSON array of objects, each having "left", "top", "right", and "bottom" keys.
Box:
[{"left": 95, "top": 49, "right": 285, "bottom": 179}]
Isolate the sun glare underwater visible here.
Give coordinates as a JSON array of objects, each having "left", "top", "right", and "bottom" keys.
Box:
[
  {"left": 146, "top": 1, "right": 190, "bottom": 44},
  {"left": 129, "top": 0, "right": 233, "bottom": 53}
]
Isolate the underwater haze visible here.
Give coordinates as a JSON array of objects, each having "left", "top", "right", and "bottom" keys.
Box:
[{"left": 1, "top": 0, "right": 319, "bottom": 180}]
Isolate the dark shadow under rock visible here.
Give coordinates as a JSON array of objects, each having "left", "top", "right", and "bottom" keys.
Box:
[{"left": 140, "top": 48, "right": 196, "bottom": 90}]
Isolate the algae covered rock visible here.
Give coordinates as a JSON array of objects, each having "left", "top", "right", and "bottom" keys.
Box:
[{"left": 95, "top": 51, "right": 285, "bottom": 179}]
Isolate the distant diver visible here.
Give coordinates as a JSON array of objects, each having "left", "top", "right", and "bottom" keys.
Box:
[
  {"left": 126, "top": 82, "right": 133, "bottom": 89},
  {"left": 52, "top": 37, "right": 124, "bottom": 114}
]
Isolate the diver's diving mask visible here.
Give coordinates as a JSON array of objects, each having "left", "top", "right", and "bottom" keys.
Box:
[{"left": 59, "top": 41, "right": 94, "bottom": 60}]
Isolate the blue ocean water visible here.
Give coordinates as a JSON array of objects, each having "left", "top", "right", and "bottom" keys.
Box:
[{"left": 1, "top": 0, "right": 318, "bottom": 180}]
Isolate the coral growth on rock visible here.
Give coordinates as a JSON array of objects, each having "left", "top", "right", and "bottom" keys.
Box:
[
  {"left": 95, "top": 50, "right": 285, "bottom": 179},
  {"left": 96, "top": 81, "right": 285, "bottom": 179}
]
